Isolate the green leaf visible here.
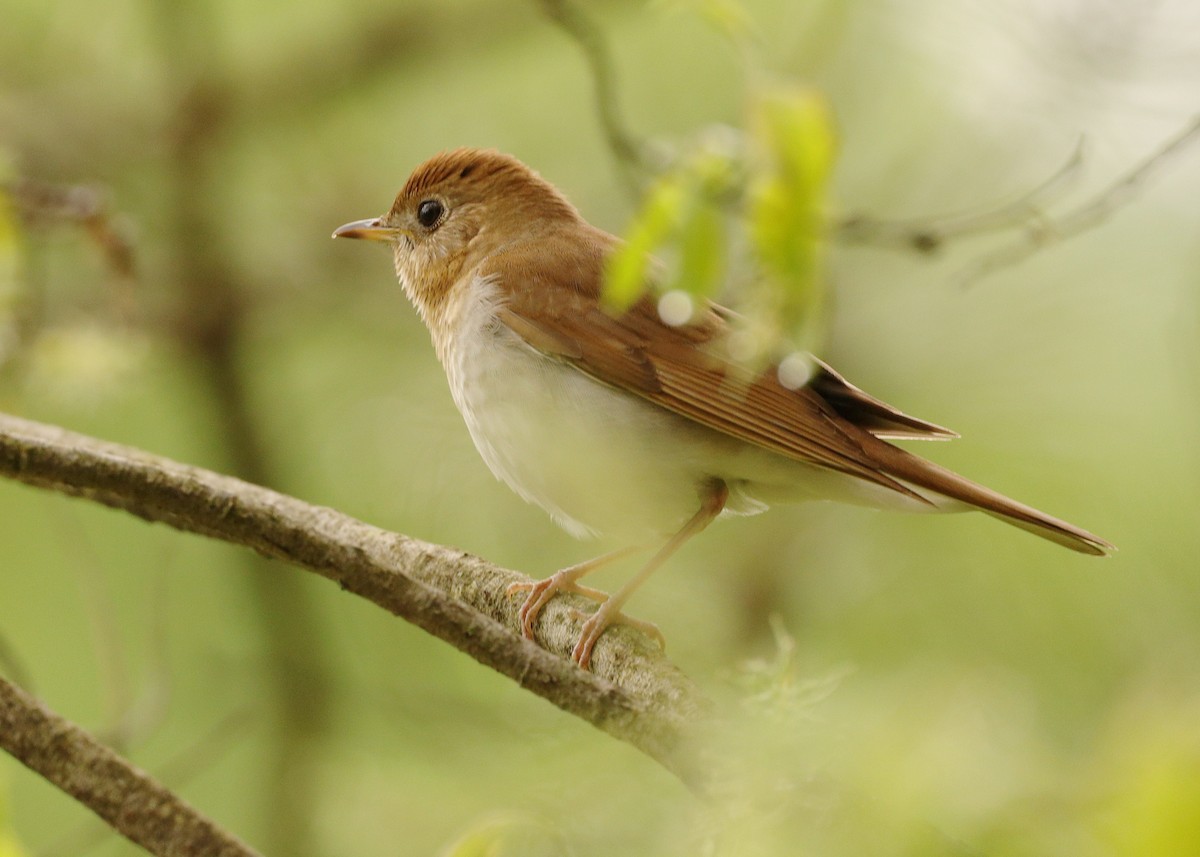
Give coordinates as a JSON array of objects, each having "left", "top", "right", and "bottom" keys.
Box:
[
  {"left": 602, "top": 176, "right": 686, "bottom": 310},
  {"left": 745, "top": 87, "right": 836, "bottom": 347},
  {"left": 669, "top": 189, "right": 724, "bottom": 300}
]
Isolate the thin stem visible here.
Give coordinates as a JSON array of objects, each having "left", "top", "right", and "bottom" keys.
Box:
[
  {"left": 0, "top": 674, "right": 261, "bottom": 857},
  {"left": 536, "top": 0, "right": 651, "bottom": 193}
]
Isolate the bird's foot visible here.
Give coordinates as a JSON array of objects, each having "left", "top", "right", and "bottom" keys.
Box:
[
  {"left": 569, "top": 601, "right": 665, "bottom": 670},
  {"left": 506, "top": 570, "right": 609, "bottom": 640},
  {"left": 507, "top": 569, "right": 665, "bottom": 670}
]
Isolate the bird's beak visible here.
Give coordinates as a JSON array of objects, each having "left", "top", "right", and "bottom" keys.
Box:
[{"left": 332, "top": 218, "right": 401, "bottom": 242}]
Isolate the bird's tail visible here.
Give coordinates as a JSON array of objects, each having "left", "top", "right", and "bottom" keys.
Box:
[{"left": 868, "top": 441, "right": 1114, "bottom": 556}]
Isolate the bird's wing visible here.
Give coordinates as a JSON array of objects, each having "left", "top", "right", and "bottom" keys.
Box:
[
  {"left": 487, "top": 231, "right": 936, "bottom": 504},
  {"left": 484, "top": 229, "right": 1113, "bottom": 556},
  {"left": 806, "top": 358, "right": 958, "bottom": 440}
]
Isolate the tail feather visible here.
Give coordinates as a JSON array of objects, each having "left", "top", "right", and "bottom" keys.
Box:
[
  {"left": 982, "top": 511, "right": 1111, "bottom": 556},
  {"left": 867, "top": 440, "right": 1114, "bottom": 556}
]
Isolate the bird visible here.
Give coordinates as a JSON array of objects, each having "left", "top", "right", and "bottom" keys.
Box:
[{"left": 333, "top": 147, "right": 1112, "bottom": 670}]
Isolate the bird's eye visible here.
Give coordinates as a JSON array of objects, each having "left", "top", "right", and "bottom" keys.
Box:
[{"left": 416, "top": 199, "right": 444, "bottom": 229}]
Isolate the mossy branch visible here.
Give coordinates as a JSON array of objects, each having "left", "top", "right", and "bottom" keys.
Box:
[{"left": 0, "top": 412, "right": 714, "bottom": 793}]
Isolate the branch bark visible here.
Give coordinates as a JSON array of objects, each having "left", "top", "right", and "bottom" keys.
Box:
[
  {"left": 0, "top": 675, "right": 261, "bottom": 857},
  {"left": 0, "top": 412, "right": 713, "bottom": 790}
]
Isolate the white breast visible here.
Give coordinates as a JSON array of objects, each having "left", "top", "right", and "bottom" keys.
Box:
[
  {"left": 431, "top": 275, "right": 935, "bottom": 541},
  {"left": 437, "top": 276, "right": 737, "bottom": 540}
]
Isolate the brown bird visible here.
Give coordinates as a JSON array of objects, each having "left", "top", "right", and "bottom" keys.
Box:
[{"left": 334, "top": 148, "right": 1112, "bottom": 669}]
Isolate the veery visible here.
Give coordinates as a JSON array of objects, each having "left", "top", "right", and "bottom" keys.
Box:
[{"left": 334, "top": 148, "right": 1112, "bottom": 669}]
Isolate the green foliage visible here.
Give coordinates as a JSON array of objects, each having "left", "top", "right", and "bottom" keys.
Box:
[
  {"left": 602, "top": 87, "right": 835, "bottom": 360},
  {"left": 745, "top": 87, "right": 835, "bottom": 353},
  {"left": 602, "top": 176, "right": 687, "bottom": 311},
  {"left": 1, "top": 0, "right": 1197, "bottom": 855}
]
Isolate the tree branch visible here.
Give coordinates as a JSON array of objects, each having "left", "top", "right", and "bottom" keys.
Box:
[
  {"left": 0, "top": 412, "right": 713, "bottom": 790},
  {"left": 836, "top": 114, "right": 1200, "bottom": 284},
  {"left": 952, "top": 114, "right": 1200, "bottom": 285},
  {"left": 0, "top": 674, "right": 261, "bottom": 857},
  {"left": 535, "top": 0, "right": 651, "bottom": 191}
]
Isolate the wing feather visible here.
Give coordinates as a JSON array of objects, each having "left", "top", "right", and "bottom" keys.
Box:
[
  {"left": 482, "top": 227, "right": 1112, "bottom": 555},
  {"left": 486, "top": 230, "right": 932, "bottom": 502}
]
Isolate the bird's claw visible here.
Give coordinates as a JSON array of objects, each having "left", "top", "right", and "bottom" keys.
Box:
[
  {"left": 568, "top": 603, "right": 665, "bottom": 670},
  {"left": 506, "top": 571, "right": 609, "bottom": 640},
  {"left": 567, "top": 606, "right": 666, "bottom": 649},
  {"left": 508, "top": 572, "right": 665, "bottom": 670}
]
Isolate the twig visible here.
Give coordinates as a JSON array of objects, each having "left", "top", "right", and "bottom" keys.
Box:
[
  {"left": 836, "top": 115, "right": 1200, "bottom": 285},
  {"left": 835, "top": 137, "right": 1087, "bottom": 253},
  {"left": 95, "top": 567, "right": 174, "bottom": 752},
  {"left": 4, "top": 177, "right": 139, "bottom": 327},
  {"left": 51, "top": 501, "right": 137, "bottom": 743},
  {"left": 5, "top": 178, "right": 137, "bottom": 281},
  {"left": 535, "top": 0, "right": 651, "bottom": 192},
  {"left": 0, "top": 412, "right": 714, "bottom": 791},
  {"left": 0, "top": 675, "right": 261, "bottom": 857},
  {"left": 956, "top": 114, "right": 1200, "bottom": 285},
  {"left": 42, "top": 709, "right": 253, "bottom": 857}
]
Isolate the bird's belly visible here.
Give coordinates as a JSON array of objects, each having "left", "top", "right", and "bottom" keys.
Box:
[{"left": 444, "top": 329, "right": 730, "bottom": 540}]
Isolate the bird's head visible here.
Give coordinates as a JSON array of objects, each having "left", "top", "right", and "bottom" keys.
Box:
[{"left": 334, "top": 148, "right": 581, "bottom": 322}]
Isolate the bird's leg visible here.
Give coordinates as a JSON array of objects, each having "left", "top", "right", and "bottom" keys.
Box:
[
  {"left": 506, "top": 545, "right": 644, "bottom": 640},
  {"left": 573, "top": 479, "right": 729, "bottom": 670}
]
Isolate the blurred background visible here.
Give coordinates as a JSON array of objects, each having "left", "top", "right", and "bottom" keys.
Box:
[{"left": 2, "top": 0, "right": 1199, "bottom": 854}]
